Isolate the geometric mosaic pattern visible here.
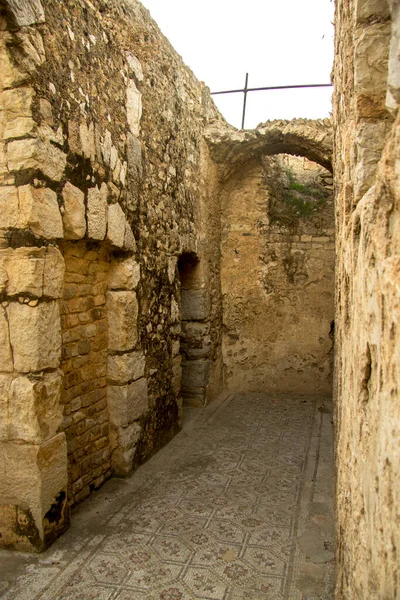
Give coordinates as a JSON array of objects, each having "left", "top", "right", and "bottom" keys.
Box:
[{"left": 0, "top": 394, "right": 334, "bottom": 600}]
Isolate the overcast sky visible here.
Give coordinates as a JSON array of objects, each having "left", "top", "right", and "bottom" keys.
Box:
[{"left": 140, "top": 0, "right": 335, "bottom": 130}]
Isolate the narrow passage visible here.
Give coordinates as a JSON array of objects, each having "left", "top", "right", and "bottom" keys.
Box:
[{"left": 0, "top": 394, "right": 335, "bottom": 600}]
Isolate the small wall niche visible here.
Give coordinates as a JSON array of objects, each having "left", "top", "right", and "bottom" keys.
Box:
[{"left": 178, "top": 253, "right": 211, "bottom": 406}]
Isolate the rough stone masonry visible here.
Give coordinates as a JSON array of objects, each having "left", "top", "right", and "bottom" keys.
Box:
[{"left": 0, "top": 1, "right": 399, "bottom": 599}]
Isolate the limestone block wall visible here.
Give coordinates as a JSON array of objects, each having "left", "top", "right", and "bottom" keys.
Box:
[
  {"left": 333, "top": 0, "right": 400, "bottom": 597},
  {"left": 220, "top": 155, "right": 335, "bottom": 396},
  {"left": 0, "top": 0, "right": 224, "bottom": 551}
]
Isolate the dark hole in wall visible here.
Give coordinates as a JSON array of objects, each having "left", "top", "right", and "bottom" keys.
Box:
[
  {"left": 178, "top": 252, "right": 200, "bottom": 289},
  {"left": 178, "top": 253, "right": 210, "bottom": 407}
]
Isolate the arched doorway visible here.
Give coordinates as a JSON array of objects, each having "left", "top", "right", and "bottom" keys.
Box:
[{"left": 220, "top": 153, "right": 335, "bottom": 396}]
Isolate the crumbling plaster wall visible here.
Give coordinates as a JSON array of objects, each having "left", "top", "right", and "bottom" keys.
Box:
[
  {"left": 333, "top": 0, "right": 400, "bottom": 597},
  {"left": 220, "top": 155, "right": 335, "bottom": 396},
  {"left": 0, "top": 0, "right": 224, "bottom": 550}
]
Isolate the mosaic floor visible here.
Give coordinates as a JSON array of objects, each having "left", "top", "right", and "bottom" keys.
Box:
[{"left": 0, "top": 393, "right": 335, "bottom": 599}]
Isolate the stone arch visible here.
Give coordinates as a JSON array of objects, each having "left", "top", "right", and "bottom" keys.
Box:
[
  {"left": 205, "top": 118, "right": 333, "bottom": 182},
  {"left": 212, "top": 118, "right": 335, "bottom": 396}
]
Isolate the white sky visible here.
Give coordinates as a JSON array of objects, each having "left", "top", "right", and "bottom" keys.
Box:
[{"left": 140, "top": 0, "right": 335, "bottom": 130}]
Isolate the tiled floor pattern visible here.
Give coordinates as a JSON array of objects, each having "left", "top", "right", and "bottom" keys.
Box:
[{"left": 0, "top": 394, "right": 335, "bottom": 599}]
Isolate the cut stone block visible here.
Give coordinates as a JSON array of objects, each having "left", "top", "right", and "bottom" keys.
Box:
[
  {"left": 110, "top": 421, "right": 141, "bottom": 476},
  {"left": 181, "top": 359, "right": 210, "bottom": 392},
  {"left": 8, "top": 371, "right": 63, "bottom": 443},
  {"left": 7, "top": 301, "right": 61, "bottom": 373},
  {"left": 7, "top": 139, "right": 67, "bottom": 181},
  {"left": 355, "top": 0, "right": 390, "bottom": 22},
  {"left": 0, "top": 306, "right": 13, "bottom": 373},
  {"left": 0, "top": 187, "right": 20, "bottom": 229},
  {"left": 62, "top": 182, "right": 86, "bottom": 240},
  {"left": 108, "top": 351, "right": 145, "bottom": 384},
  {"left": 354, "top": 23, "right": 390, "bottom": 100},
  {"left": 126, "top": 53, "right": 144, "bottom": 81},
  {"left": 0, "top": 433, "right": 69, "bottom": 552},
  {"left": 181, "top": 289, "right": 209, "bottom": 321},
  {"left": 6, "top": 0, "right": 45, "bottom": 26},
  {"left": 0, "top": 246, "right": 64, "bottom": 298},
  {"left": 0, "top": 375, "right": 12, "bottom": 439},
  {"left": 79, "top": 120, "right": 96, "bottom": 162},
  {"left": 17, "top": 185, "right": 63, "bottom": 239},
  {"left": 87, "top": 183, "right": 107, "bottom": 241},
  {"left": 126, "top": 80, "right": 142, "bottom": 137},
  {"left": 0, "top": 86, "right": 35, "bottom": 139},
  {"left": 107, "top": 203, "right": 126, "bottom": 248},
  {"left": 108, "top": 257, "right": 140, "bottom": 291},
  {"left": 107, "top": 291, "right": 138, "bottom": 352},
  {"left": 108, "top": 378, "right": 148, "bottom": 427},
  {"left": 123, "top": 222, "right": 136, "bottom": 252}
]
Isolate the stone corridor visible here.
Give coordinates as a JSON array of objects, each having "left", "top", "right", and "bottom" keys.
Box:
[{"left": 0, "top": 393, "right": 334, "bottom": 600}]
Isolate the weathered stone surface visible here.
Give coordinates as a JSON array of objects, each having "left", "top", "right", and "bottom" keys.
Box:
[
  {"left": 354, "top": 23, "right": 390, "bottom": 116},
  {"left": 123, "top": 222, "right": 136, "bottom": 251},
  {"left": 106, "top": 203, "right": 126, "bottom": 248},
  {"left": 7, "top": 139, "right": 67, "bottom": 181},
  {"left": 0, "top": 375, "right": 12, "bottom": 439},
  {"left": 355, "top": 0, "right": 390, "bottom": 22},
  {"left": 0, "top": 433, "right": 68, "bottom": 551},
  {"left": 181, "top": 359, "right": 210, "bottom": 392},
  {"left": 0, "top": 186, "right": 20, "bottom": 229},
  {"left": 110, "top": 421, "right": 141, "bottom": 476},
  {"left": 6, "top": 0, "right": 45, "bottom": 26},
  {"left": 354, "top": 121, "right": 390, "bottom": 200},
  {"left": 18, "top": 185, "right": 63, "bottom": 239},
  {"left": 62, "top": 182, "right": 86, "bottom": 240},
  {"left": 0, "top": 86, "right": 35, "bottom": 139},
  {"left": 334, "top": 3, "right": 400, "bottom": 598},
  {"left": 0, "top": 306, "right": 13, "bottom": 373},
  {"left": 0, "top": 246, "right": 64, "bottom": 298},
  {"left": 181, "top": 289, "right": 209, "bottom": 321},
  {"left": 108, "top": 351, "right": 145, "bottom": 384},
  {"left": 387, "top": 0, "right": 400, "bottom": 110},
  {"left": 87, "top": 183, "right": 107, "bottom": 241},
  {"left": 8, "top": 371, "right": 63, "bottom": 443},
  {"left": 7, "top": 301, "right": 61, "bottom": 372},
  {"left": 126, "top": 53, "right": 144, "bottom": 81},
  {"left": 107, "top": 291, "right": 138, "bottom": 352},
  {"left": 126, "top": 79, "right": 142, "bottom": 137},
  {"left": 108, "top": 257, "right": 140, "bottom": 290},
  {"left": 79, "top": 120, "right": 96, "bottom": 162},
  {"left": 108, "top": 378, "right": 148, "bottom": 427}
]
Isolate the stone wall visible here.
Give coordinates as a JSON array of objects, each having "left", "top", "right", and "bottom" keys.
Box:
[
  {"left": 0, "top": 0, "right": 224, "bottom": 550},
  {"left": 220, "top": 155, "right": 335, "bottom": 396},
  {"left": 333, "top": 0, "right": 400, "bottom": 597}
]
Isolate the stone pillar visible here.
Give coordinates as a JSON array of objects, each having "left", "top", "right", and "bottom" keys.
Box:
[
  {"left": 0, "top": 248, "right": 69, "bottom": 551},
  {"left": 0, "top": 5, "right": 69, "bottom": 550},
  {"left": 107, "top": 257, "right": 147, "bottom": 476}
]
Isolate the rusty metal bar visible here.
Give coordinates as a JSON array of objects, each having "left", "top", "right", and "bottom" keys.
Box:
[
  {"left": 211, "top": 83, "right": 333, "bottom": 96},
  {"left": 241, "top": 72, "right": 249, "bottom": 130},
  {"left": 211, "top": 79, "right": 332, "bottom": 130}
]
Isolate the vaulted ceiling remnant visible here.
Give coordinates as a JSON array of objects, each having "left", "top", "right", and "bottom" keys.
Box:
[{"left": 205, "top": 118, "right": 333, "bottom": 180}]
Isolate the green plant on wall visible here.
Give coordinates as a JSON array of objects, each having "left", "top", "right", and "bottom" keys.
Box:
[{"left": 268, "top": 164, "right": 329, "bottom": 227}]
